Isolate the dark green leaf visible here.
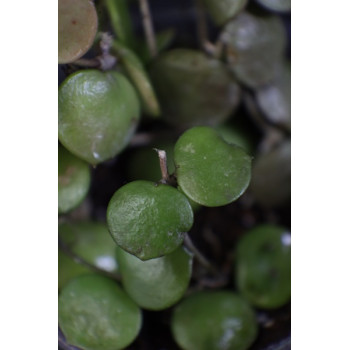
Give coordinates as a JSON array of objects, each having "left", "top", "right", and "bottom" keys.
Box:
[
  {"left": 235, "top": 224, "right": 291, "bottom": 309},
  {"left": 107, "top": 180, "right": 194, "bottom": 260},
  {"left": 174, "top": 126, "right": 252, "bottom": 206}
]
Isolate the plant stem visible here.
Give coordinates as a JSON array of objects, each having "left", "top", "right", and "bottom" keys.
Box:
[
  {"left": 72, "top": 33, "right": 117, "bottom": 71},
  {"left": 184, "top": 233, "right": 217, "bottom": 274},
  {"left": 58, "top": 236, "right": 121, "bottom": 282},
  {"left": 154, "top": 148, "right": 170, "bottom": 184},
  {"left": 194, "top": 0, "right": 218, "bottom": 56},
  {"left": 72, "top": 58, "right": 100, "bottom": 67},
  {"left": 129, "top": 132, "right": 154, "bottom": 147},
  {"left": 194, "top": 0, "right": 208, "bottom": 49},
  {"left": 138, "top": 0, "right": 157, "bottom": 58},
  {"left": 98, "top": 33, "right": 117, "bottom": 70}
]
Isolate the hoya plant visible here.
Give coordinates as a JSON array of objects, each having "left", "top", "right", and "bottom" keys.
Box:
[{"left": 58, "top": 0, "right": 291, "bottom": 349}]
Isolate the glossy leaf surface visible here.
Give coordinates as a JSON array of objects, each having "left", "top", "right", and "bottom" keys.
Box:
[
  {"left": 58, "top": 0, "right": 98, "bottom": 64},
  {"left": 117, "top": 246, "right": 193, "bottom": 310},
  {"left": 171, "top": 291, "right": 258, "bottom": 350},
  {"left": 107, "top": 181, "right": 194, "bottom": 260},
  {"left": 58, "top": 221, "right": 119, "bottom": 289},
  {"left": 150, "top": 49, "right": 240, "bottom": 126},
  {"left": 235, "top": 225, "right": 291, "bottom": 309},
  {"left": 58, "top": 274, "right": 141, "bottom": 350},
  {"left": 174, "top": 127, "right": 252, "bottom": 207},
  {"left": 223, "top": 12, "right": 286, "bottom": 88},
  {"left": 58, "top": 145, "right": 91, "bottom": 214},
  {"left": 202, "top": 0, "right": 247, "bottom": 26},
  {"left": 58, "top": 70, "right": 140, "bottom": 165}
]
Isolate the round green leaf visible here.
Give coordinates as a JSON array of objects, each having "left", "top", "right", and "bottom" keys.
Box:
[
  {"left": 171, "top": 291, "right": 258, "bottom": 350},
  {"left": 223, "top": 12, "right": 286, "bottom": 88},
  {"left": 174, "top": 126, "right": 252, "bottom": 207},
  {"left": 202, "top": 0, "right": 247, "bottom": 26},
  {"left": 58, "top": 70, "right": 140, "bottom": 165},
  {"left": 150, "top": 49, "right": 240, "bottom": 127},
  {"left": 256, "top": 0, "right": 291, "bottom": 12},
  {"left": 107, "top": 180, "right": 194, "bottom": 260},
  {"left": 58, "top": 0, "right": 98, "bottom": 64},
  {"left": 117, "top": 246, "right": 193, "bottom": 310},
  {"left": 58, "top": 221, "right": 119, "bottom": 289},
  {"left": 235, "top": 225, "right": 291, "bottom": 309},
  {"left": 58, "top": 274, "right": 142, "bottom": 350},
  {"left": 58, "top": 145, "right": 91, "bottom": 214}
]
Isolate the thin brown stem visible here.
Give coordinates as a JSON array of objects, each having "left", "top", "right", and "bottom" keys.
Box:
[
  {"left": 184, "top": 233, "right": 217, "bottom": 274},
  {"left": 153, "top": 148, "right": 170, "bottom": 184},
  {"left": 72, "top": 58, "right": 100, "bottom": 68},
  {"left": 138, "top": 0, "right": 157, "bottom": 58},
  {"left": 58, "top": 235, "right": 121, "bottom": 282},
  {"left": 194, "top": 0, "right": 218, "bottom": 56},
  {"left": 129, "top": 132, "right": 154, "bottom": 147},
  {"left": 194, "top": 0, "right": 207, "bottom": 48}
]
